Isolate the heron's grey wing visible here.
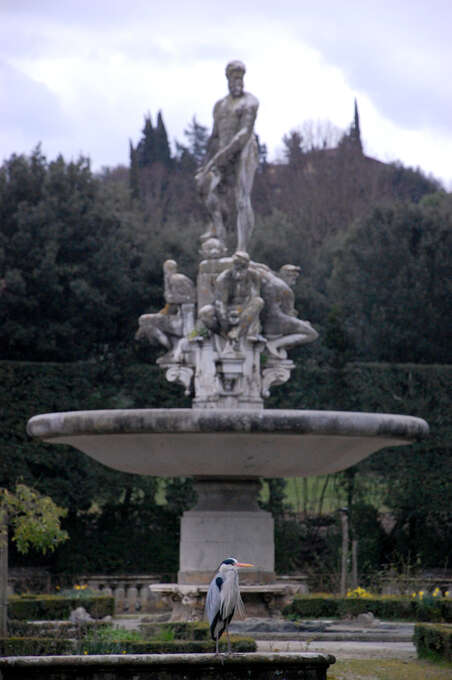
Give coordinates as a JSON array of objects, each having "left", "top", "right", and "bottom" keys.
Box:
[
  {"left": 205, "top": 575, "right": 222, "bottom": 626},
  {"left": 235, "top": 591, "right": 246, "bottom": 619}
]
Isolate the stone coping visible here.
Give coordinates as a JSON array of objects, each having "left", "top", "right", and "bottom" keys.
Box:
[
  {"left": 26, "top": 408, "right": 428, "bottom": 478},
  {"left": 0, "top": 652, "right": 336, "bottom": 668},
  {"left": 27, "top": 408, "right": 428, "bottom": 439},
  {"left": 149, "top": 584, "right": 295, "bottom": 593}
]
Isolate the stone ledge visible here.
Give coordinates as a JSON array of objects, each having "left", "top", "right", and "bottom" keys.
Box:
[
  {"left": 149, "top": 583, "right": 302, "bottom": 620},
  {"left": 26, "top": 408, "right": 429, "bottom": 478},
  {"left": 0, "top": 652, "right": 336, "bottom": 680}
]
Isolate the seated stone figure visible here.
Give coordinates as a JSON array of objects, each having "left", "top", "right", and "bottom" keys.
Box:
[
  {"left": 260, "top": 264, "right": 318, "bottom": 357},
  {"left": 136, "top": 260, "right": 195, "bottom": 358},
  {"left": 213, "top": 251, "right": 264, "bottom": 349}
]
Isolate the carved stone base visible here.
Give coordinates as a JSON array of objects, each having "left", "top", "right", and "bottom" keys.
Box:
[
  {"left": 179, "top": 509, "right": 274, "bottom": 585},
  {"left": 179, "top": 477, "right": 274, "bottom": 584},
  {"left": 149, "top": 583, "right": 301, "bottom": 621}
]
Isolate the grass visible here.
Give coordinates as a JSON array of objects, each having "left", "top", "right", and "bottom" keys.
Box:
[
  {"left": 329, "top": 658, "right": 452, "bottom": 679},
  {"left": 155, "top": 475, "right": 385, "bottom": 514}
]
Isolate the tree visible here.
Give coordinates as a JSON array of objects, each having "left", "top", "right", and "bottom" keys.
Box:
[
  {"left": 154, "top": 111, "right": 172, "bottom": 168},
  {"left": 0, "top": 148, "right": 150, "bottom": 361},
  {"left": 282, "top": 130, "right": 304, "bottom": 167},
  {"left": 129, "top": 141, "right": 140, "bottom": 199},
  {"left": 327, "top": 193, "right": 452, "bottom": 363},
  {"left": 0, "top": 484, "right": 68, "bottom": 634},
  {"left": 136, "top": 114, "right": 155, "bottom": 168},
  {"left": 181, "top": 116, "right": 209, "bottom": 167},
  {"left": 338, "top": 99, "right": 363, "bottom": 155}
]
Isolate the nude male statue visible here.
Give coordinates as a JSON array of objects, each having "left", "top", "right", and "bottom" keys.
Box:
[
  {"left": 135, "top": 260, "right": 195, "bottom": 356},
  {"left": 214, "top": 251, "right": 263, "bottom": 348},
  {"left": 260, "top": 264, "right": 318, "bottom": 357},
  {"left": 195, "top": 60, "right": 259, "bottom": 253}
]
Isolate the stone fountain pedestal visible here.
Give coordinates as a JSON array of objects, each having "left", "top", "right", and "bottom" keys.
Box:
[{"left": 179, "top": 478, "right": 274, "bottom": 584}]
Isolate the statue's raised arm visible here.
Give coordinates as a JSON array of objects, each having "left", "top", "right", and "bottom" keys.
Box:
[{"left": 196, "top": 60, "right": 259, "bottom": 254}]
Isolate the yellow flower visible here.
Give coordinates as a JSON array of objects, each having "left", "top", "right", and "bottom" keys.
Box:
[
  {"left": 122, "top": 650, "right": 126, "bottom": 654},
  {"left": 445, "top": 591, "right": 450, "bottom": 598},
  {"left": 411, "top": 592, "right": 416, "bottom": 598},
  {"left": 75, "top": 585, "right": 81, "bottom": 590},
  {"left": 83, "top": 651, "right": 88, "bottom": 655},
  {"left": 81, "top": 585, "right": 87, "bottom": 590},
  {"left": 346, "top": 586, "right": 373, "bottom": 599},
  {"left": 418, "top": 590, "right": 424, "bottom": 599}
]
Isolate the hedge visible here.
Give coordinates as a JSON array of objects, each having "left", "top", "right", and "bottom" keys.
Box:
[
  {"left": 78, "top": 637, "right": 256, "bottom": 655},
  {"left": 139, "top": 621, "right": 210, "bottom": 640},
  {"left": 284, "top": 595, "right": 452, "bottom": 622},
  {"left": 0, "top": 637, "right": 73, "bottom": 656},
  {"left": 8, "top": 620, "right": 109, "bottom": 637},
  {"left": 0, "top": 636, "right": 255, "bottom": 656},
  {"left": 8, "top": 595, "right": 114, "bottom": 620},
  {"left": 414, "top": 623, "right": 452, "bottom": 662}
]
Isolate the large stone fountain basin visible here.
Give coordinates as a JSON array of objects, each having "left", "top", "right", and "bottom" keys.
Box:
[{"left": 27, "top": 408, "right": 428, "bottom": 478}]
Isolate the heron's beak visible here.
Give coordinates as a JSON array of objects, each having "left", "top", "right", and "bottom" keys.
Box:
[{"left": 236, "top": 562, "right": 255, "bottom": 568}]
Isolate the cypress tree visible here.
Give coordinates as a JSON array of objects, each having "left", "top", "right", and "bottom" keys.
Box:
[
  {"left": 155, "top": 111, "right": 172, "bottom": 168},
  {"left": 350, "top": 99, "right": 363, "bottom": 154},
  {"left": 129, "top": 140, "right": 139, "bottom": 199},
  {"left": 136, "top": 114, "right": 155, "bottom": 168}
]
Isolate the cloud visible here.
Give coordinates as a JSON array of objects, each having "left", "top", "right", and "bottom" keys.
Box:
[
  {"left": 281, "top": 0, "right": 452, "bottom": 134},
  {"left": 0, "top": 1, "right": 450, "bottom": 186},
  {"left": 0, "top": 60, "right": 69, "bottom": 160}
]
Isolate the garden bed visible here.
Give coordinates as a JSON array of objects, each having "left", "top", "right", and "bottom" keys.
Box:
[
  {"left": 284, "top": 593, "right": 452, "bottom": 622},
  {"left": 8, "top": 594, "right": 114, "bottom": 620}
]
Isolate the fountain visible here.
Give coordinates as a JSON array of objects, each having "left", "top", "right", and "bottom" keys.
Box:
[{"left": 27, "top": 60, "right": 428, "bottom": 618}]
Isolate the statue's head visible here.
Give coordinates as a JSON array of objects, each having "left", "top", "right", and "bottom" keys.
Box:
[
  {"left": 232, "top": 250, "right": 250, "bottom": 279},
  {"left": 164, "top": 259, "right": 178, "bottom": 274},
  {"left": 198, "top": 304, "right": 217, "bottom": 331},
  {"left": 233, "top": 250, "right": 250, "bottom": 266},
  {"left": 200, "top": 237, "right": 227, "bottom": 260},
  {"left": 226, "top": 60, "right": 246, "bottom": 98},
  {"left": 279, "top": 264, "right": 301, "bottom": 287}
]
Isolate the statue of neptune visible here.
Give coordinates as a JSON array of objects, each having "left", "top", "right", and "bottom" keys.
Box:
[{"left": 196, "top": 60, "right": 259, "bottom": 253}]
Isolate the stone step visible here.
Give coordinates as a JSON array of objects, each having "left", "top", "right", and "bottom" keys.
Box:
[{"left": 249, "top": 631, "right": 414, "bottom": 642}]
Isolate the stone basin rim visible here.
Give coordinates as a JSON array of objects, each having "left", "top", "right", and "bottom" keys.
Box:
[
  {"left": 0, "top": 651, "right": 336, "bottom": 668},
  {"left": 27, "top": 408, "right": 429, "bottom": 440}
]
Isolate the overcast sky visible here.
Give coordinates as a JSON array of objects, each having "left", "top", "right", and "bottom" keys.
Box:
[{"left": 1, "top": 0, "right": 451, "bottom": 188}]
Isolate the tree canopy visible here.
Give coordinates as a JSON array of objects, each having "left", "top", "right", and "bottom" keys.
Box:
[{"left": 327, "top": 193, "right": 452, "bottom": 363}]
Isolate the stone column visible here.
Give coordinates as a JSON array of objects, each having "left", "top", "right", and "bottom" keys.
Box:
[{"left": 178, "top": 478, "right": 275, "bottom": 584}]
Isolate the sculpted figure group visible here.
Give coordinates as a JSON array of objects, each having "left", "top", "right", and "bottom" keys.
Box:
[{"left": 136, "top": 60, "right": 318, "bottom": 406}]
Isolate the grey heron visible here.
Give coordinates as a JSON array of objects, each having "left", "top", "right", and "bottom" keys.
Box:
[{"left": 205, "top": 556, "right": 254, "bottom": 653}]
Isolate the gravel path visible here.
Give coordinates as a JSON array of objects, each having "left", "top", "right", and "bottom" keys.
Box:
[{"left": 256, "top": 639, "right": 416, "bottom": 660}]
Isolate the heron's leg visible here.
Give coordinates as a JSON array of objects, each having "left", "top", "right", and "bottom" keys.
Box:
[
  {"left": 215, "top": 634, "right": 219, "bottom": 654},
  {"left": 226, "top": 626, "right": 231, "bottom": 654}
]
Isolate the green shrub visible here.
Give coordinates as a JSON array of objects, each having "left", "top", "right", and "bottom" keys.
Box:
[
  {"left": 79, "top": 627, "right": 255, "bottom": 655},
  {"left": 284, "top": 594, "right": 452, "bottom": 622},
  {"left": 284, "top": 595, "right": 339, "bottom": 619},
  {"left": 414, "top": 623, "right": 452, "bottom": 662},
  {"left": 192, "top": 622, "right": 210, "bottom": 640},
  {"left": 411, "top": 593, "right": 452, "bottom": 622},
  {"left": 8, "top": 619, "right": 109, "bottom": 638},
  {"left": 79, "top": 637, "right": 256, "bottom": 654},
  {"left": 0, "top": 637, "right": 73, "bottom": 656},
  {"left": 8, "top": 594, "right": 114, "bottom": 620},
  {"left": 139, "top": 621, "right": 210, "bottom": 640}
]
